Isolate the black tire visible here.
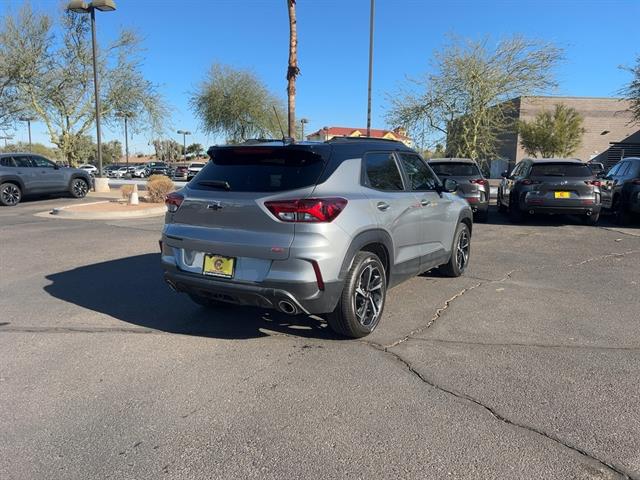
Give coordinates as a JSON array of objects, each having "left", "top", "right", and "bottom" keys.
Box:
[
  {"left": 475, "top": 209, "right": 489, "bottom": 223},
  {"left": 0, "top": 182, "right": 22, "bottom": 206},
  {"left": 582, "top": 211, "right": 600, "bottom": 226},
  {"left": 70, "top": 178, "right": 89, "bottom": 198},
  {"left": 438, "top": 222, "right": 471, "bottom": 277},
  {"left": 508, "top": 194, "right": 523, "bottom": 223},
  {"left": 497, "top": 192, "right": 507, "bottom": 214},
  {"left": 188, "top": 293, "right": 224, "bottom": 308},
  {"left": 327, "top": 251, "right": 387, "bottom": 338},
  {"left": 613, "top": 197, "right": 631, "bottom": 226}
]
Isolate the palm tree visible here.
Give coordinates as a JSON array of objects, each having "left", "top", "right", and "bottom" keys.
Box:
[{"left": 286, "top": 0, "right": 300, "bottom": 138}]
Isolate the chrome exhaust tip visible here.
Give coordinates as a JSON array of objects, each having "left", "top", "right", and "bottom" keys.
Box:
[
  {"left": 586, "top": 210, "right": 592, "bottom": 216},
  {"left": 278, "top": 300, "right": 298, "bottom": 315},
  {"left": 529, "top": 210, "right": 535, "bottom": 215}
]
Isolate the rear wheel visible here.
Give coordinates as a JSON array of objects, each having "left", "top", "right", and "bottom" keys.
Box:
[
  {"left": 582, "top": 211, "right": 600, "bottom": 226},
  {"left": 70, "top": 178, "right": 89, "bottom": 198},
  {"left": 327, "top": 251, "right": 386, "bottom": 338},
  {"left": 508, "top": 194, "right": 523, "bottom": 223},
  {"left": 0, "top": 182, "right": 22, "bottom": 206},
  {"left": 438, "top": 222, "right": 471, "bottom": 277}
]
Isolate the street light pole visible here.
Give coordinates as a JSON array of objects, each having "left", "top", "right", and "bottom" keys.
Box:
[
  {"left": 19, "top": 117, "right": 34, "bottom": 151},
  {"left": 366, "top": 0, "right": 375, "bottom": 137},
  {"left": 177, "top": 130, "right": 191, "bottom": 162},
  {"left": 67, "top": 0, "right": 117, "bottom": 178},
  {"left": 300, "top": 118, "right": 308, "bottom": 141}
]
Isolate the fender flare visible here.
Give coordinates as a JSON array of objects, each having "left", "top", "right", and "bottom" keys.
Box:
[
  {"left": 0, "top": 175, "right": 25, "bottom": 191},
  {"left": 338, "top": 229, "right": 394, "bottom": 281}
]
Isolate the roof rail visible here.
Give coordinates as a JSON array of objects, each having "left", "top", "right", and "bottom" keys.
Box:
[{"left": 326, "top": 136, "right": 404, "bottom": 144}]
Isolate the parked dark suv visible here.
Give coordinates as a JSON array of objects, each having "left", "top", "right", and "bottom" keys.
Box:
[
  {"left": 161, "top": 138, "right": 473, "bottom": 338},
  {"left": 0, "top": 153, "right": 92, "bottom": 206},
  {"left": 428, "top": 158, "right": 489, "bottom": 222},
  {"left": 601, "top": 157, "right": 640, "bottom": 225},
  {"left": 498, "top": 158, "right": 602, "bottom": 224}
]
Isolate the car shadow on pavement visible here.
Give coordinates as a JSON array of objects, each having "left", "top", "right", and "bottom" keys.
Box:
[
  {"left": 481, "top": 205, "right": 611, "bottom": 227},
  {"left": 44, "top": 253, "right": 339, "bottom": 341}
]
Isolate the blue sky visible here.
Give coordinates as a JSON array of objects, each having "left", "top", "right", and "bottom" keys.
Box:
[{"left": 1, "top": 0, "right": 639, "bottom": 154}]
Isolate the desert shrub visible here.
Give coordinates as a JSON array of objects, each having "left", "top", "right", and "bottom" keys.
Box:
[
  {"left": 120, "top": 184, "right": 134, "bottom": 199},
  {"left": 146, "top": 175, "right": 174, "bottom": 203}
]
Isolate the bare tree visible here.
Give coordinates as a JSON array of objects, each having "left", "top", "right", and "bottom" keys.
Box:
[
  {"left": 0, "top": 4, "right": 167, "bottom": 165},
  {"left": 386, "top": 35, "right": 563, "bottom": 166},
  {"left": 621, "top": 54, "right": 640, "bottom": 124},
  {"left": 286, "top": 0, "right": 300, "bottom": 138}
]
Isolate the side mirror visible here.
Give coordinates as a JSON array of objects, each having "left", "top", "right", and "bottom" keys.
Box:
[
  {"left": 443, "top": 178, "right": 458, "bottom": 193},
  {"left": 501, "top": 170, "right": 509, "bottom": 178},
  {"left": 53, "top": 164, "right": 60, "bottom": 170}
]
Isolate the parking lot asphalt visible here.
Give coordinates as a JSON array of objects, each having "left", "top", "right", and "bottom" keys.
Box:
[{"left": 1, "top": 197, "right": 639, "bottom": 480}]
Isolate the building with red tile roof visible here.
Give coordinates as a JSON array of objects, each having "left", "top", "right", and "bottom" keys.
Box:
[{"left": 306, "top": 126, "right": 413, "bottom": 146}]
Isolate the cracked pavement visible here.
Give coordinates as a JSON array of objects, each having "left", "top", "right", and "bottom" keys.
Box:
[{"left": 1, "top": 197, "right": 640, "bottom": 479}]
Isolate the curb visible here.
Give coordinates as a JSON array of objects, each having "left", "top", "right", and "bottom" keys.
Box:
[{"left": 36, "top": 201, "right": 167, "bottom": 220}]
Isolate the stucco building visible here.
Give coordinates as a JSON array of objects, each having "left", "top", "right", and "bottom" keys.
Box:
[
  {"left": 306, "top": 126, "right": 413, "bottom": 146},
  {"left": 495, "top": 96, "right": 640, "bottom": 168}
]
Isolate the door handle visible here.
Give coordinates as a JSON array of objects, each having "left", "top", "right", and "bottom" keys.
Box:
[
  {"left": 376, "top": 201, "right": 390, "bottom": 211},
  {"left": 420, "top": 199, "right": 431, "bottom": 207}
]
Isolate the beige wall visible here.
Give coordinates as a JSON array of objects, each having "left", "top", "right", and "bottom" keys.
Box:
[{"left": 516, "top": 97, "right": 635, "bottom": 162}]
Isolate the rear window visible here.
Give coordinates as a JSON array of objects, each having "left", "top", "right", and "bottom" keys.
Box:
[
  {"left": 191, "top": 148, "right": 325, "bottom": 192},
  {"left": 530, "top": 163, "right": 593, "bottom": 177},
  {"left": 429, "top": 162, "right": 480, "bottom": 177}
]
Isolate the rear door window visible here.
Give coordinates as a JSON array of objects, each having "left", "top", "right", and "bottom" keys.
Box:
[
  {"left": 191, "top": 147, "right": 325, "bottom": 192},
  {"left": 363, "top": 152, "right": 405, "bottom": 191},
  {"left": 530, "top": 163, "right": 593, "bottom": 177},
  {"left": 398, "top": 153, "right": 439, "bottom": 190},
  {"left": 429, "top": 162, "right": 481, "bottom": 177},
  {"left": 12, "top": 156, "right": 34, "bottom": 168}
]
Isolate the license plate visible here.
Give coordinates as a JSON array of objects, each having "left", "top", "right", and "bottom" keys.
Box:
[
  {"left": 203, "top": 254, "right": 235, "bottom": 278},
  {"left": 554, "top": 191, "right": 570, "bottom": 199}
]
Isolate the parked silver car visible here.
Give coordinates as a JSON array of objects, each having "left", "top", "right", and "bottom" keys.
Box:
[
  {"left": 160, "top": 139, "right": 473, "bottom": 338},
  {"left": 0, "top": 153, "right": 92, "bottom": 206},
  {"left": 428, "top": 158, "right": 490, "bottom": 222}
]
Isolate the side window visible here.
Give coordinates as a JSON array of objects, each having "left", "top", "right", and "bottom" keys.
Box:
[
  {"left": 363, "top": 152, "right": 404, "bottom": 191},
  {"left": 0, "top": 157, "right": 15, "bottom": 167},
  {"left": 607, "top": 164, "right": 620, "bottom": 177},
  {"left": 397, "top": 153, "right": 438, "bottom": 191},
  {"left": 618, "top": 162, "right": 631, "bottom": 177},
  {"left": 31, "top": 156, "right": 55, "bottom": 168},
  {"left": 510, "top": 163, "right": 522, "bottom": 177},
  {"left": 13, "top": 156, "right": 34, "bottom": 168}
]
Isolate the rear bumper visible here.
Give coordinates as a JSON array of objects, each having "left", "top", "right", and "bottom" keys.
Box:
[
  {"left": 522, "top": 205, "right": 601, "bottom": 215},
  {"left": 163, "top": 263, "right": 343, "bottom": 315}
]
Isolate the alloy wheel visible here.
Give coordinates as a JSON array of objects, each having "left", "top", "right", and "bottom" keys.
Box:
[
  {"left": 455, "top": 229, "right": 470, "bottom": 271},
  {"left": 353, "top": 263, "right": 385, "bottom": 327},
  {"left": 72, "top": 179, "right": 88, "bottom": 197},
  {"left": 1, "top": 184, "right": 21, "bottom": 206}
]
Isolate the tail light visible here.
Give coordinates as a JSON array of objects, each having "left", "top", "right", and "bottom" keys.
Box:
[
  {"left": 265, "top": 198, "right": 347, "bottom": 223},
  {"left": 585, "top": 180, "right": 602, "bottom": 187},
  {"left": 470, "top": 178, "right": 488, "bottom": 186},
  {"left": 520, "top": 179, "right": 540, "bottom": 186},
  {"left": 165, "top": 192, "right": 184, "bottom": 213}
]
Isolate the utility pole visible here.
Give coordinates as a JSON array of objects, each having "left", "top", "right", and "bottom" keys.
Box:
[{"left": 366, "top": 0, "right": 375, "bottom": 137}]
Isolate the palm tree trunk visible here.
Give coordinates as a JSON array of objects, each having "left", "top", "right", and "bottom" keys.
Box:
[{"left": 286, "top": 0, "right": 300, "bottom": 139}]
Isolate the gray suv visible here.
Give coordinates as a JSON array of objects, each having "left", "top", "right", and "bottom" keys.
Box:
[
  {"left": 0, "top": 153, "right": 91, "bottom": 206},
  {"left": 161, "top": 138, "right": 473, "bottom": 338}
]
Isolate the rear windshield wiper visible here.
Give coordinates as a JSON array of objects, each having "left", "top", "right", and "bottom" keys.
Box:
[
  {"left": 197, "top": 180, "right": 231, "bottom": 190},
  {"left": 437, "top": 172, "right": 451, "bottom": 176}
]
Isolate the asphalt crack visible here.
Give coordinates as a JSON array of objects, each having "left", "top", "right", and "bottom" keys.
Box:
[
  {"left": 366, "top": 342, "right": 634, "bottom": 480},
  {"left": 407, "top": 337, "right": 640, "bottom": 352}
]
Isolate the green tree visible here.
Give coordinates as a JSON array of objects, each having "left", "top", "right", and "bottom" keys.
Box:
[
  {"left": 186, "top": 143, "right": 204, "bottom": 157},
  {"left": 518, "top": 104, "right": 585, "bottom": 158},
  {"left": 0, "top": 3, "right": 167, "bottom": 165},
  {"left": 152, "top": 139, "right": 182, "bottom": 162},
  {"left": 95, "top": 140, "right": 123, "bottom": 165},
  {"left": 386, "top": 35, "right": 563, "bottom": 168},
  {"left": 621, "top": 54, "right": 640, "bottom": 124},
  {"left": 190, "top": 63, "right": 286, "bottom": 143}
]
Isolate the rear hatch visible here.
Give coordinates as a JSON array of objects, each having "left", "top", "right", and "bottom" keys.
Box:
[
  {"left": 168, "top": 145, "right": 329, "bottom": 261},
  {"left": 529, "top": 162, "right": 597, "bottom": 204},
  {"left": 429, "top": 162, "right": 487, "bottom": 197}
]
